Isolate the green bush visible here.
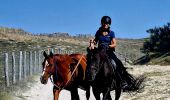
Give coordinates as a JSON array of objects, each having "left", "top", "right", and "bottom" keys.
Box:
[{"left": 143, "top": 23, "right": 170, "bottom": 52}]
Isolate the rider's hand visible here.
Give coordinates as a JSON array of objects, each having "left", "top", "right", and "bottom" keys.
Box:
[{"left": 89, "top": 39, "right": 95, "bottom": 49}]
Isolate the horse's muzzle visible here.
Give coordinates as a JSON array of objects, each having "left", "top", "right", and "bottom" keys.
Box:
[{"left": 40, "top": 76, "right": 48, "bottom": 84}]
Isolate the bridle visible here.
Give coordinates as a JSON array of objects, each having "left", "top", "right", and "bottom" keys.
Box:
[
  {"left": 89, "top": 50, "right": 118, "bottom": 100},
  {"left": 43, "top": 54, "right": 84, "bottom": 90},
  {"left": 43, "top": 69, "right": 53, "bottom": 75},
  {"left": 42, "top": 59, "right": 62, "bottom": 89},
  {"left": 42, "top": 60, "right": 54, "bottom": 76},
  {"left": 43, "top": 63, "right": 62, "bottom": 90}
]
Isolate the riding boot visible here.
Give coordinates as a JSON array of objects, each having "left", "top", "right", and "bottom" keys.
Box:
[
  {"left": 108, "top": 50, "right": 133, "bottom": 90},
  {"left": 109, "top": 58, "right": 128, "bottom": 89},
  {"left": 120, "top": 71, "right": 129, "bottom": 90},
  {"left": 120, "top": 66, "right": 138, "bottom": 91},
  {"left": 118, "top": 69, "right": 129, "bottom": 89},
  {"left": 86, "top": 68, "right": 92, "bottom": 81},
  {"left": 114, "top": 59, "right": 130, "bottom": 90}
]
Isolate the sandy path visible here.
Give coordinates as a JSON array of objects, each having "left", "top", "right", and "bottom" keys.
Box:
[
  {"left": 13, "top": 65, "right": 170, "bottom": 100},
  {"left": 13, "top": 76, "right": 96, "bottom": 100}
]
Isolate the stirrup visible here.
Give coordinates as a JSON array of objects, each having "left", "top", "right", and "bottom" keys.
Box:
[{"left": 121, "top": 81, "right": 128, "bottom": 89}]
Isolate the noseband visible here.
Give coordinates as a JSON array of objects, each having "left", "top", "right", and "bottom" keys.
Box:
[
  {"left": 43, "top": 69, "right": 53, "bottom": 75},
  {"left": 43, "top": 55, "right": 84, "bottom": 90},
  {"left": 43, "top": 59, "right": 61, "bottom": 89}
]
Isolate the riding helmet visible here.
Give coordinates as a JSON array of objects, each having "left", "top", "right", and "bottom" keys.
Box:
[{"left": 101, "top": 16, "right": 111, "bottom": 25}]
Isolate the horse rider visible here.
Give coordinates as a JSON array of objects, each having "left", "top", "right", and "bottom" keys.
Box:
[{"left": 89, "top": 16, "right": 130, "bottom": 89}]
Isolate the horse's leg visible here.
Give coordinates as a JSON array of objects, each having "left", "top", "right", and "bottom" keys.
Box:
[
  {"left": 114, "top": 86, "right": 121, "bottom": 100},
  {"left": 107, "top": 93, "right": 112, "bottom": 100},
  {"left": 92, "top": 87, "right": 101, "bottom": 100},
  {"left": 53, "top": 86, "right": 60, "bottom": 100},
  {"left": 70, "top": 88, "right": 80, "bottom": 100},
  {"left": 103, "top": 93, "right": 112, "bottom": 100},
  {"left": 86, "top": 86, "right": 90, "bottom": 100},
  {"left": 103, "top": 88, "right": 112, "bottom": 100}
]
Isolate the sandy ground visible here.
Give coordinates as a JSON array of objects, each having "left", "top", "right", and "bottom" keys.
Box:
[
  {"left": 12, "top": 76, "right": 96, "bottom": 100},
  {"left": 13, "top": 65, "right": 170, "bottom": 100}
]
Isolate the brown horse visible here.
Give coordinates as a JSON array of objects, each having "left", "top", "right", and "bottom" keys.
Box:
[{"left": 40, "top": 51, "right": 90, "bottom": 100}]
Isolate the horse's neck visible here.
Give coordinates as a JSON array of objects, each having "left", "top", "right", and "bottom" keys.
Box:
[
  {"left": 100, "top": 57, "right": 113, "bottom": 72},
  {"left": 53, "top": 55, "right": 70, "bottom": 77}
]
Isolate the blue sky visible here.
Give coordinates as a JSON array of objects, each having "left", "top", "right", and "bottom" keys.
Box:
[{"left": 0, "top": 0, "right": 170, "bottom": 39}]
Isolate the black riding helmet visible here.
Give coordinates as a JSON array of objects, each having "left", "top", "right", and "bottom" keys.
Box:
[{"left": 101, "top": 16, "right": 111, "bottom": 25}]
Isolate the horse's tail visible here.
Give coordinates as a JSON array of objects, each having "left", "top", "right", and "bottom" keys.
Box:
[{"left": 123, "top": 71, "right": 146, "bottom": 92}]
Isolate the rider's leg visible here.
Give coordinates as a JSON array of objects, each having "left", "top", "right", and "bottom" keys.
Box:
[
  {"left": 108, "top": 51, "right": 129, "bottom": 89},
  {"left": 114, "top": 56, "right": 137, "bottom": 91},
  {"left": 86, "top": 48, "right": 93, "bottom": 81}
]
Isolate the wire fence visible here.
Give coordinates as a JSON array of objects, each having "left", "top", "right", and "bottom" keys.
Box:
[
  {"left": 0, "top": 48, "right": 79, "bottom": 88},
  {"left": 3, "top": 51, "right": 42, "bottom": 87},
  {"left": 0, "top": 48, "right": 129, "bottom": 89}
]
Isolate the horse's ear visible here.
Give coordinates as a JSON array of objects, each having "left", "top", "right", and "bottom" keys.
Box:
[
  {"left": 43, "top": 51, "right": 48, "bottom": 58},
  {"left": 50, "top": 51, "right": 53, "bottom": 58},
  {"left": 86, "top": 47, "right": 91, "bottom": 53}
]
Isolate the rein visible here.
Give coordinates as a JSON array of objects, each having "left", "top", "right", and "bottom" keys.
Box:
[
  {"left": 50, "top": 76, "right": 62, "bottom": 90},
  {"left": 50, "top": 54, "right": 84, "bottom": 90},
  {"left": 64, "top": 54, "right": 84, "bottom": 86},
  {"left": 94, "top": 53, "right": 117, "bottom": 99}
]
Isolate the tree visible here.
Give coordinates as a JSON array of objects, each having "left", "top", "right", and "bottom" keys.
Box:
[{"left": 143, "top": 23, "right": 170, "bottom": 52}]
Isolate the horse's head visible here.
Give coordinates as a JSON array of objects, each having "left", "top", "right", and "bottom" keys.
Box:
[
  {"left": 87, "top": 46, "right": 109, "bottom": 81},
  {"left": 40, "top": 51, "right": 55, "bottom": 84},
  {"left": 87, "top": 47, "right": 101, "bottom": 81}
]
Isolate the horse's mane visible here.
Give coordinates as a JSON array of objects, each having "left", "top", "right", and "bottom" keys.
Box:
[
  {"left": 87, "top": 47, "right": 109, "bottom": 61},
  {"left": 87, "top": 47, "right": 114, "bottom": 74},
  {"left": 54, "top": 54, "right": 73, "bottom": 64}
]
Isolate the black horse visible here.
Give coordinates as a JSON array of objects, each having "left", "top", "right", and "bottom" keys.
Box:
[{"left": 86, "top": 47, "right": 145, "bottom": 100}]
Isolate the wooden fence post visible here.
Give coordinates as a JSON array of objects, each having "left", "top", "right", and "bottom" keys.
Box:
[
  {"left": 38, "top": 51, "right": 41, "bottom": 72},
  {"left": 34, "top": 51, "right": 37, "bottom": 73},
  {"left": 51, "top": 48, "right": 54, "bottom": 53},
  {"left": 56, "top": 49, "right": 59, "bottom": 54},
  {"left": 19, "top": 51, "right": 22, "bottom": 80},
  {"left": 29, "top": 51, "right": 32, "bottom": 75},
  {"left": 23, "top": 51, "right": 27, "bottom": 79},
  {"left": 12, "top": 52, "right": 16, "bottom": 84},
  {"left": 64, "top": 50, "right": 66, "bottom": 54},
  {"left": 48, "top": 48, "right": 50, "bottom": 54},
  {"left": 58, "top": 48, "right": 61, "bottom": 54},
  {"left": 4, "top": 53, "right": 9, "bottom": 87},
  {"left": 67, "top": 50, "right": 70, "bottom": 54}
]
